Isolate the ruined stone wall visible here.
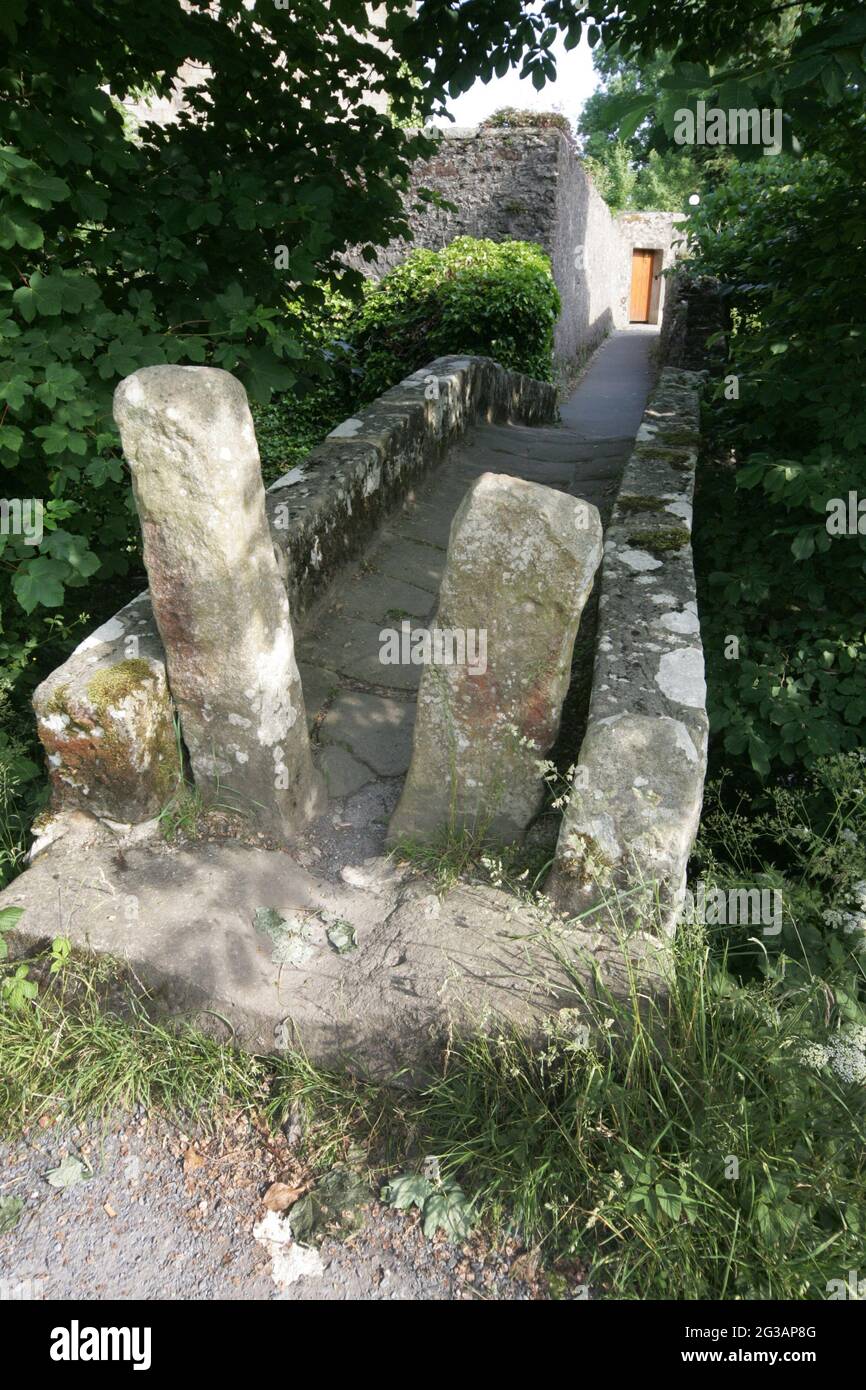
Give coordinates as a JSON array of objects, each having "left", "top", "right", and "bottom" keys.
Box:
[
  {"left": 345, "top": 127, "right": 616, "bottom": 362},
  {"left": 346, "top": 127, "right": 687, "bottom": 365},
  {"left": 346, "top": 128, "right": 562, "bottom": 276}
]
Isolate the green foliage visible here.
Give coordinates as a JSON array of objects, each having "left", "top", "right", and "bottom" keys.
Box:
[
  {"left": 254, "top": 242, "right": 560, "bottom": 479},
  {"left": 1, "top": 962, "right": 37, "bottom": 1010},
  {"left": 481, "top": 107, "right": 572, "bottom": 133},
  {"left": 408, "top": 0, "right": 866, "bottom": 139},
  {"left": 690, "top": 155, "right": 866, "bottom": 775},
  {"left": 0, "top": 1, "right": 441, "bottom": 872},
  {"left": 695, "top": 755, "right": 866, "bottom": 1004},
  {"left": 349, "top": 237, "right": 560, "bottom": 401},
  {"left": 251, "top": 285, "right": 358, "bottom": 484},
  {"left": 0, "top": 680, "right": 45, "bottom": 887},
  {"left": 382, "top": 1167, "right": 475, "bottom": 1239},
  {"left": 577, "top": 51, "right": 728, "bottom": 212},
  {"left": 581, "top": 139, "right": 637, "bottom": 210},
  {"left": 0, "top": 904, "right": 24, "bottom": 958},
  {"left": 0, "top": 5, "right": 437, "bottom": 642},
  {"left": 0, "top": 1195, "right": 23, "bottom": 1233},
  {"left": 45, "top": 1153, "right": 91, "bottom": 1188}
]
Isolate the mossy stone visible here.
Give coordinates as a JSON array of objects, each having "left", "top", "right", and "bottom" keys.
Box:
[
  {"left": 86, "top": 659, "right": 155, "bottom": 717},
  {"left": 627, "top": 526, "right": 690, "bottom": 555}
]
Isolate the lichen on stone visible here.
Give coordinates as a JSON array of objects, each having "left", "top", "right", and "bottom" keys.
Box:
[
  {"left": 655, "top": 427, "right": 699, "bottom": 447},
  {"left": 632, "top": 441, "right": 694, "bottom": 465},
  {"left": 626, "top": 526, "right": 690, "bottom": 555},
  {"left": 562, "top": 830, "right": 615, "bottom": 887},
  {"left": 43, "top": 683, "right": 71, "bottom": 717}
]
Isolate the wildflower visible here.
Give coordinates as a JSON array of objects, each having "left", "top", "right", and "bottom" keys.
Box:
[
  {"left": 798, "top": 1042, "right": 830, "bottom": 1071},
  {"left": 828, "top": 1035, "right": 866, "bottom": 1085}
]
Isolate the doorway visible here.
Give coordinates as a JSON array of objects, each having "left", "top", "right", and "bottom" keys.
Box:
[{"left": 629, "top": 248, "right": 656, "bottom": 323}]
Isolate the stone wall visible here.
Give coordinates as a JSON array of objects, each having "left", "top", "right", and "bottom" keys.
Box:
[
  {"left": 547, "top": 367, "right": 708, "bottom": 938},
  {"left": 659, "top": 271, "right": 728, "bottom": 372},
  {"left": 345, "top": 127, "right": 687, "bottom": 365}
]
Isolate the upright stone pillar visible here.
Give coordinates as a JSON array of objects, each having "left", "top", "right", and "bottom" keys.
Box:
[
  {"left": 114, "top": 365, "right": 324, "bottom": 838},
  {"left": 388, "top": 472, "right": 602, "bottom": 846}
]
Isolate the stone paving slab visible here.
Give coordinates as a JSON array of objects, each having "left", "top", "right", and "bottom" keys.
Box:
[
  {"left": 367, "top": 535, "right": 448, "bottom": 593},
  {"left": 335, "top": 572, "right": 435, "bottom": 624},
  {"left": 389, "top": 502, "right": 457, "bottom": 550},
  {"left": 460, "top": 449, "right": 574, "bottom": 488},
  {"left": 316, "top": 744, "right": 375, "bottom": 797},
  {"left": 298, "top": 615, "right": 423, "bottom": 692},
  {"left": 320, "top": 691, "right": 414, "bottom": 777}
]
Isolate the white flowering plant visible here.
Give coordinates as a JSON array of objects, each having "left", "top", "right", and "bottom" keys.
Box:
[{"left": 694, "top": 753, "right": 866, "bottom": 1025}]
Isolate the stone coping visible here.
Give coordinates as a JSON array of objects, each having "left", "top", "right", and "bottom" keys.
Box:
[{"left": 547, "top": 368, "right": 709, "bottom": 936}]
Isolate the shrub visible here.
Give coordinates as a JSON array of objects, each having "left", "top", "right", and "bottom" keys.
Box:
[
  {"left": 347, "top": 237, "right": 561, "bottom": 402},
  {"left": 252, "top": 286, "right": 359, "bottom": 484},
  {"left": 481, "top": 107, "right": 573, "bottom": 135},
  {"left": 688, "top": 157, "right": 866, "bottom": 777}
]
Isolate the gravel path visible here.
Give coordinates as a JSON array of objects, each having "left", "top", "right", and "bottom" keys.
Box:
[{"left": 0, "top": 1113, "right": 548, "bottom": 1301}]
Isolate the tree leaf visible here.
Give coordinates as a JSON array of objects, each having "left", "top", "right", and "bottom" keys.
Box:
[
  {"left": 45, "top": 1155, "right": 91, "bottom": 1189},
  {"left": 381, "top": 1172, "right": 433, "bottom": 1211},
  {"left": 0, "top": 1196, "right": 24, "bottom": 1234}
]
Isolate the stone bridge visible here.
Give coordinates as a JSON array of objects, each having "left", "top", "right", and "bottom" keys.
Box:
[{"left": 2, "top": 329, "right": 707, "bottom": 1078}]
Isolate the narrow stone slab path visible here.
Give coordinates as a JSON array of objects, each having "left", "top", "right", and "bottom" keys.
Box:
[{"left": 296, "top": 327, "right": 659, "bottom": 802}]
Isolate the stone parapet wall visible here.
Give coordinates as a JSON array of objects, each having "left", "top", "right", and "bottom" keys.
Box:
[
  {"left": 32, "top": 356, "right": 555, "bottom": 824},
  {"left": 548, "top": 368, "right": 708, "bottom": 936},
  {"left": 267, "top": 354, "right": 555, "bottom": 616}
]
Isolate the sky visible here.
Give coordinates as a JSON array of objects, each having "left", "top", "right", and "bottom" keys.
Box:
[{"left": 433, "top": 33, "right": 599, "bottom": 131}]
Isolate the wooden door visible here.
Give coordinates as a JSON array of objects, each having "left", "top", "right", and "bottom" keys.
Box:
[{"left": 629, "top": 249, "right": 655, "bottom": 323}]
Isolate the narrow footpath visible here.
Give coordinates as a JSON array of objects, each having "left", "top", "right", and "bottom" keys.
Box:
[{"left": 297, "top": 326, "right": 660, "bottom": 801}]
